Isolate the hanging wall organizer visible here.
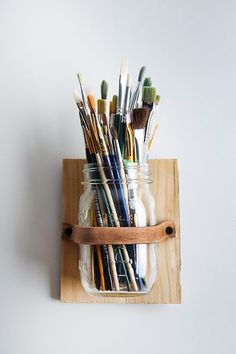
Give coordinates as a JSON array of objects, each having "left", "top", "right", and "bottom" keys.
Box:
[
  {"left": 61, "top": 158, "right": 181, "bottom": 304},
  {"left": 60, "top": 63, "right": 181, "bottom": 303}
]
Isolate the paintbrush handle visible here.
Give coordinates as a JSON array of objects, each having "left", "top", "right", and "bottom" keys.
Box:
[
  {"left": 148, "top": 123, "right": 158, "bottom": 151},
  {"left": 97, "top": 154, "right": 139, "bottom": 291},
  {"left": 121, "top": 245, "right": 138, "bottom": 291},
  {"left": 88, "top": 154, "right": 118, "bottom": 291},
  {"left": 109, "top": 154, "right": 130, "bottom": 226},
  {"left": 107, "top": 245, "right": 120, "bottom": 291},
  {"left": 101, "top": 245, "right": 114, "bottom": 290},
  {"left": 102, "top": 154, "right": 123, "bottom": 218},
  {"left": 118, "top": 121, "right": 126, "bottom": 158},
  {"left": 96, "top": 179, "right": 132, "bottom": 291},
  {"left": 95, "top": 154, "right": 120, "bottom": 226},
  {"left": 112, "top": 139, "right": 130, "bottom": 211},
  {"left": 103, "top": 154, "right": 139, "bottom": 290},
  {"left": 116, "top": 246, "right": 131, "bottom": 291}
]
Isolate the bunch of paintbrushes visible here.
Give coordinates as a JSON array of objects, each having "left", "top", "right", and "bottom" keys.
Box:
[{"left": 74, "top": 61, "right": 160, "bottom": 292}]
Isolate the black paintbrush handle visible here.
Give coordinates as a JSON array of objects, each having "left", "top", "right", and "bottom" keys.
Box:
[
  {"left": 101, "top": 245, "right": 114, "bottom": 290},
  {"left": 118, "top": 121, "right": 126, "bottom": 158},
  {"left": 109, "top": 154, "right": 130, "bottom": 226}
]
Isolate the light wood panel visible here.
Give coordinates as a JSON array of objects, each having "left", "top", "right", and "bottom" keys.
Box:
[{"left": 60, "top": 159, "right": 181, "bottom": 304}]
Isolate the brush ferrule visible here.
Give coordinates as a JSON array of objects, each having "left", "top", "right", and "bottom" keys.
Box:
[
  {"left": 118, "top": 74, "right": 127, "bottom": 113},
  {"left": 123, "top": 85, "right": 131, "bottom": 116},
  {"left": 129, "top": 81, "right": 141, "bottom": 111},
  {"left": 144, "top": 104, "right": 159, "bottom": 143}
]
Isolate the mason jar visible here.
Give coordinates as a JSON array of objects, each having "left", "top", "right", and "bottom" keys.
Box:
[{"left": 78, "top": 162, "right": 157, "bottom": 296}]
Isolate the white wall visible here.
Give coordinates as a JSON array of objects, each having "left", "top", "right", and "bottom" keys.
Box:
[{"left": 0, "top": 0, "right": 235, "bottom": 353}]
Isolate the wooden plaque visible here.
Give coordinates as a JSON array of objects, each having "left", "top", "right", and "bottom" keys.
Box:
[{"left": 61, "top": 159, "right": 181, "bottom": 304}]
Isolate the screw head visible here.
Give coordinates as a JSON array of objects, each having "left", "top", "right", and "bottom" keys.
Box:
[
  {"left": 165, "top": 226, "right": 174, "bottom": 236},
  {"left": 65, "top": 227, "right": 72, "bottom": 237}
]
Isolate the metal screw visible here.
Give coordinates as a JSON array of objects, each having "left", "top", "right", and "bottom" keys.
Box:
[
  {"left": 165, "top": 226, "right": 174, "bottom": 236},
  {"left": 64, "top": 227, "right": 72, "bottom": 237}
]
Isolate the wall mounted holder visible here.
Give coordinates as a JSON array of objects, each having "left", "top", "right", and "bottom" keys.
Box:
[{"left": 61, "top": 158, "right": 181, "bottom": 304}]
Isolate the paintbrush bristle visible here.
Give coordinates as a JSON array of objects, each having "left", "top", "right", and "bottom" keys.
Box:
[
  {"left": 120, "top": 59, "right": 128, "bottom": 75},
  {"left": 126, "top": 112, "right": 132, "bottom": 124},
  {"left": 74, "top": 90, "right": 81, "bottom": 104},
  {"left": 155, "top": 95, "right": 161, "bottom": 104},
  {"left": 97, "top": 99, "right": 106, "bottom": 115},
  {"left": 132, "top": 108, "right": 149, "bottom": 130},
  {"left": 110, "top": 126, "right": 118, "bottom": 140},
  {"left": 142, "top": 87, "right": 157, "bottom": 104},
  {"left": 77, "top": 72, "right": 83, "bottom": 84},
  {"left": 87, "top": 95, "right": 96, "bottom": 113},
  {"left": 143, "top": 77, "right": 152, "bottom": 87},
  {"left": 138, "top": 66, "right": 146, "bottom": 82},
  {"left": 109, "top": 101, "right": 113, "bottom": 115},
  {"left": 101, "top": 80, "right": 108, "bottom": 100},
  {"left": 126, "top": 73, "right": 132, "bottom": 87},
  {"left": 112, "top": 95, "right": 117, "bottom": 112}
]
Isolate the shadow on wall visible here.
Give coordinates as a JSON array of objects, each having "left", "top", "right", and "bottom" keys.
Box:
[{"left": 15, "top": 124, "right": 62, "bottom": 300}]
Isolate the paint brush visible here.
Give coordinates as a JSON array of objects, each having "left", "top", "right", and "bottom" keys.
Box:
[
  {"left": 148, "top": 122, "right": 159, "bottom": 151},
  {"left": 110, "top": 126, "right": 142, "bottom": 291},
  {"left": 125, "top": 112, "right": 134, "bottom": 162},
  {"left": 74, "top": 91, "right": 93, "bottom": 162},
  {"left": 75, "top": 96, "right": 120, "bottom": 289},
  {"left": 129, "top": 66, "right": 146, "bottom": 111},
  {"left": 118, "top": 73, "right": 131, "bottom": 155},
  {"left": 97, "top": 98, "right": 108, "bottom": 132},
  {"left": 142, "top": 86, "right": 156, "bottom": 111},
  {"left": 87, "top": 94, "right": 97, "bottom": 115},
  {"left": 132, "top": 108, "right": 149, "bottom": 163},
  {"left": 123, "top": 74, "right": 132, "bottom": 116},
  {"left": 117, "top": 60, "right": 128, "bottom": 115},
  {"left": 143, "top": 77, "right": 152, "bottom": 87},
  {"left": 143, "top": 92, "right": 160, "bottom": 161},
  {"left": 115, "top": 60, "right": 128, "bottom": 156},
  {"left": 74, "top": 64, "right": 161, "bottom": 292},
  {"left": 101, "top": 80, "right": 108, "bottom": 100},
  {"left": 96, "top": 151, "right": 138, "bottom": 291},
  {"left": 89, "top": 139, "right": 121, "bottom": 290},
  {"left": 77, "top": 73, "right": 90, "bottom": 115},
  {"left": 109, "top": 95, "right": 117, "bottom": 129},
  {"left": 109, "top": 127, "right": 130, "bottom": 226},
  {"left": 144, "top": 94, "right": 160, "bottom": 142}
]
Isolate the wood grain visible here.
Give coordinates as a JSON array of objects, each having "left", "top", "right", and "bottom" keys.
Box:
[{"left": 60, "top": 159, "right": 181, "bottom": 304}]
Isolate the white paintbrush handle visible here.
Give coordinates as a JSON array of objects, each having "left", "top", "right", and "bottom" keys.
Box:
[{"left": 108, "top": 245, "right": 120, "bottom": 291}]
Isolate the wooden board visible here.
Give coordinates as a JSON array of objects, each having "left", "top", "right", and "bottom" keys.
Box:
[{"left": 61, "top": 159, "right": 181, "bottom": 304}]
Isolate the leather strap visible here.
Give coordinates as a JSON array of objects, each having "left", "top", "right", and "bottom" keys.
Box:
[{"left": 62, "top": 220, "right": 176, "bottom": 245}]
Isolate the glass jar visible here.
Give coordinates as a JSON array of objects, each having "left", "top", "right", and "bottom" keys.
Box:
[{"left": 78, "top": 162, "right": 157, "bottom": 296}]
